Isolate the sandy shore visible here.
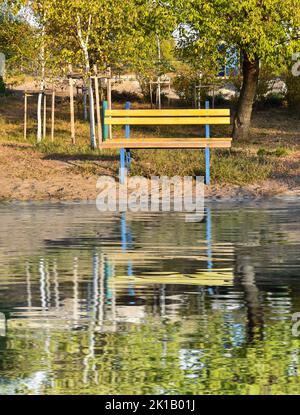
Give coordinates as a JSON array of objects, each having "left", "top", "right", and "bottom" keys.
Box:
[{"left": 0, "top": 141, "right": 299, "bottom": 202}]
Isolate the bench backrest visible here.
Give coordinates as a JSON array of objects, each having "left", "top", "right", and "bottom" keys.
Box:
[{"left": 104, "top": 109, "right": 231, "bottom": 125}]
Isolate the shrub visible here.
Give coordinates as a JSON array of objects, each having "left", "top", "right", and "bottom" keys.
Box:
[
  {"left": 285, "top": 72, "right": 300, "bottom": 110},
  {"left": 0, "top": 77, "right": 5, "bottom": 94}
]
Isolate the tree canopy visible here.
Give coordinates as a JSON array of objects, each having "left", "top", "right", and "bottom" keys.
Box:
[{"left": 169, "top": 0, "right": 300, "bottom": 138}]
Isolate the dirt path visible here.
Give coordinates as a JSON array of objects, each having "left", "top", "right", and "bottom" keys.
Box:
[{"left": 0, "top": 142, "right": 116, "bottom": 201}]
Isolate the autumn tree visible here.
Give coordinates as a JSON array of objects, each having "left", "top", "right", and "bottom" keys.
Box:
[
  {"left": 0, "top": 1, "right": 35, "bottom": 88},
  {"left": 169, "top": 0, "right": 300, "bottom": 140},
  {"left": 31, "top": 0, "right": 174, "bottom": 147}
]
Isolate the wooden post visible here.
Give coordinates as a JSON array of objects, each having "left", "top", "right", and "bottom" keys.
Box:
[
  {"left": 157, "top": 36, "right": 162, "bottom": 110},
  {"left": 37, "top": 92, "right": 43, "bottom": 143},
  {"left": 156, "top": 79, "right": 161, "bottom": 109},
  {"left": 88, "top": 77, "right": 96, "bottom": 149},
  {"left": 43, "top": 92, "right": 47, "bottom": 139},
  {"left": 83, "top": 80, "right": 88, "bottom": 121},
  {"left": 212, "top": 84, "right": 216, "bottom": 109},
  {"left": 24, "top": 92, "right": 28, "bottom": 140},
  {"left": 69, "top": 77, "right": 76, "bottom": 145},
  {"left": 94, "top": 65, "right": 102, "bottom": 147},
  {"left": 51, "top": 89, "right": 55, "bottom": 142},
  {"left": 150, "top": 82, "right": 153, "bottom": 109},
  {"left": 107, "top": 68, "right": 112, "bottom": 139}
]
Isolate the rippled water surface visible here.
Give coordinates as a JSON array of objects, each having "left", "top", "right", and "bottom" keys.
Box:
[{"left": 0, "top": 201, "right": 300, "bottom": 395}]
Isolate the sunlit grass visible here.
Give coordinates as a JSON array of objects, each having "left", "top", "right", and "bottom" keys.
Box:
[{"left": 0, "top": 93, "right": 298, "bottom": 186}]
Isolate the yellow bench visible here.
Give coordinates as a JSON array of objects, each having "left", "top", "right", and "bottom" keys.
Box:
[{"left": 100, "top": 103, "right": 232, "bottom": 184}]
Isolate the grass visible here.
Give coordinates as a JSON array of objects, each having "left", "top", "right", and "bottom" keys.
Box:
[
  {"left": 130, "top": 148, "right": 276, "bottom": 185},
  {"left": 0, "top": 92, "right": 299, "bottom": 187}
]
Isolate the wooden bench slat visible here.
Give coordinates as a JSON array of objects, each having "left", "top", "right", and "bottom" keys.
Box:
[
  {"left": 105, "top": 117, "right": 231, "bottom": 125},
  {"left": 102, "top": 137, "right": 232, "bottom": 142},
  {"left": 100, "top": 138, "right": 232, "bottom": 149},
  {"left": 105, "top": 109, "right": 230, "bottom": 117}
]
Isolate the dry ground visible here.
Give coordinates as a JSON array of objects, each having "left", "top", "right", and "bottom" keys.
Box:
[{"left": 0, "top": 91, "right": 299, "bottom": 201}]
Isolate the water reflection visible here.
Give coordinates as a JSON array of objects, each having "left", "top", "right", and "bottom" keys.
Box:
[{"left": 0, "top": 202, "right": 299, "bottom": 394}]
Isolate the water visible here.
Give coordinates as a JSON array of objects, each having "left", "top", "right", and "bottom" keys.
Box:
[{"left": 0, "top": 201, "right": 299, "bottom": 395}]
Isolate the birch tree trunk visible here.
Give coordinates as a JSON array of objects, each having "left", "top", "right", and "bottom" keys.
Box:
[
  {"left": 77, "top": 14, "right": 96, "bottom": 150},
  {"left": 37, "top": 24, "right": 46, "bottom": 143}
]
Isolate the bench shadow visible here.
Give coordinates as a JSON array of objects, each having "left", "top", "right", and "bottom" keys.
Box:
[
  {"left": 42, "top": 152, "right": 119, "bottom": 162},
  {"left": 2, "top": 142, "right": 34, "bottom": 151}
]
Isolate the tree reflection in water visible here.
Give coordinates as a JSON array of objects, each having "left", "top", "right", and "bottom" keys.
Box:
[{"left": 0, "top": 202, "right": 299, "bottom": 394}]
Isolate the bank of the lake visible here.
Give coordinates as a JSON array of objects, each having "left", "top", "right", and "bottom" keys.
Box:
[
  {"left": 0, "top": 140, "right": 299, "bottom": 202},
  {"left": 1, "top": 94, "right": 299, "bottom": 201}
]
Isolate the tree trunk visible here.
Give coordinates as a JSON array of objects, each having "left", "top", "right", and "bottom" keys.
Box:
[{"left": 233, "top": 52, "right": 260, "bottom": 140}]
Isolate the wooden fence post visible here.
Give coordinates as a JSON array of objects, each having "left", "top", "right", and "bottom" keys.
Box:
[
  {"left": 51, "top": 89, "right": 55, "bottom": 142},
  {"left": 88, "top": 77, "right": 97, "bottom": 149},
  {"left": 94, "top": 65, "right": 102, "bottom": 147},
  {"left": 43, "top": 92, "right": 47, "bottom": 139},
  {"left": 37, "top": 91, "right": 43, "bottom": 143},
  {"left": 83, "top": 80, "right": 88, "bottom": 121},
  {"left": 24, "top": 92, "right": 28, "bottom": 140},
  {"left": 69, "top": 77, "right": 76, "bottom": 145}
]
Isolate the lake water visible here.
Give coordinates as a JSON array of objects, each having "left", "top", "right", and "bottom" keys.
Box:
[{"left": 0, "top": 201, "right": 299, "bottom": 395}]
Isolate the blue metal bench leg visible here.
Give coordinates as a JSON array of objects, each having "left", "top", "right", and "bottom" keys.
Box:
[
  {"left": 205, "top": 100, "right": 211, "bottom": 185},
  {"left": 125, "top": 101, "right": 131, "bottom": 171}
]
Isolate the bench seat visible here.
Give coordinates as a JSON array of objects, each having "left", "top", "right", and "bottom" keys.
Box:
[{"left": 100, "top": 137, "right": 232, "bottom": 149}]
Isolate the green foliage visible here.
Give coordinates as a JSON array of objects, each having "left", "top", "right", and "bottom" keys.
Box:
[
  {"left": 0, "top": 76, "right": 5, "bottom": 93},
  {"left": 258, "top": 92, "right": 285, "bottom": 109},
  {"left": 0, "top": 3, "right": 36, "bottom": 70},
  {"left": 285, "top": 72, "right": 300, "bottom": 110},
  {"left": 32, "top": 0, "right": 175, "bottom": 75},
  {"left": 172, "top": 65, "right": 199, "bottom": 105},
  {"left": 171, "top": 0, "right": 300, "bottom": 70},
  {"left": 257, "top": 147, "right": 289, "bottom": 158}
]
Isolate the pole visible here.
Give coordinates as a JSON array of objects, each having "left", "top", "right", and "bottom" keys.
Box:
[
  {"left": 83, "top": 81, "right": 88, "bottom": 121},
  {"left": 69, "top": 77, "right": 76, "bottom": 145},
  {"left": 24, "top": 92, "right": 27, "bottom": 140},
  {"left": 51, "top": 89, "right": 55, "bottom": 142},
  {"left": 107, "top": 68, "right": 112, "bottom": 139},
  {"left": 43, "top": 92, "right": 47, "bottom": 139},
  {"left": 88, "top": 77, "right": 97, "bottom": 149},
  {"left": 102, "top": 100, "right": 108, "bottom": 141},
  {"left": 205, "top": 100, "right": 210, "bottom": 185},
  {"left": 94, "top": 65, "right": 102, "bottom": 147},
  {"left": 125, "top": 101, "right": 131, "bottom": 169},
  {"left": 37, "top": 92, "right": 42, "bottom": 143},
  {"left": 157, "top": 36, "right": 161, "bottom": 109},
  {"left": 150, "top": 82, "right": 153, "bottom": 109}
]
